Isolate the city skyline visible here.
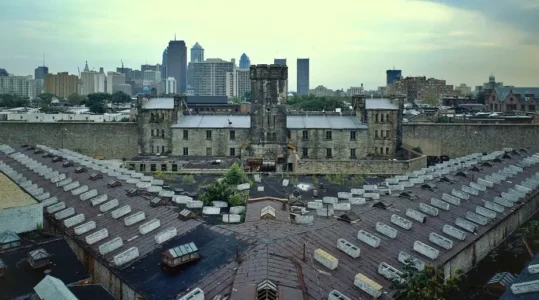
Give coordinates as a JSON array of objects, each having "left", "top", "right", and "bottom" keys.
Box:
[{"left": 1, "top": 0, "right": 538, "bottom": 90}]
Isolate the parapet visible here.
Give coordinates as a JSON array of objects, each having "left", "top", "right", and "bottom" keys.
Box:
[{"left": 250, "top": 64, "right": 288, "bottom": 80}]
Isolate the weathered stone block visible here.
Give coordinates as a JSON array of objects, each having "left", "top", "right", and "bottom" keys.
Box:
[
  {"left": 501, "top": 192, "right": 519, "bottom": 202},
  {"left": 337, "top": 238, "right": 360, "bottom": 258},
  {"left": 136, "top": 182, "right": 151, "bottom": 189},
  {"left": 363, "top": 185, "right": 377, "bottom": 191},
  {"left": 74, "top": 221, "right": 96, "bottom": 235},
  {"left": 354, "top": 273, "right": 383, "bottom": 298},
  {"left": 337, "top": 192, "right": 352, "bottom": 199},
  {"left": 510, "top": 279, "right": 539, "bottom": 295},
  {"left": 139, "top": 218, "right": 161, "bottom": 235},
  {"left": 111, "top": 205, "right": 131, "bottom": 219},
  {"left": 455, "top": 217, "right": 477, "bottom": 233},
  {"left": 64, "top": 214, "right": 85, "bottom": 228},
  {"left": 100, "top": 199, "right": 119, "bottom": 212},
  {"left": 322, "top": 197, "right": 338, "bottom": 204},
  {"left": 429, "top": 232, "right": 453, "bottom": 250},
  {"left": 357, "top": 230, "right": 381, "bottom": 248},
  {"left": 443, "top": 224, "right": 466, "bottom": 241},
  {"left": 484, "top": 201, "right": 505, "bottom": 213},
  {"left": 229, "top": 206, "right": 245, "bottom": 214},
  {"left": 470, "top": 182, "right": 486, "bottom": 192},
  {"left": 51, "top": 174, "right": 66, "bottom": 183},
  {"left": 307, "top": 201, "right": 323, "bottom": 209},
  {"left": 41, "top": 197, "right": 59, "bottom": 207},
  {"left": 406, "top": 209, "right": 426, "bottom": 223},
  {"left": 431, "top": 198, "right": 450, "bottom": 211},
  {"left": 35, "top": 192, "right": 50, "bottom": 202},
  {"left": 466, "top": 211, "right": 488, "bottom": 225},
  {"left": 63, "top": 181, "right": 80, "bottom": 192},
  {"left": 494, "top": 197, "right": 514, "bottom": 208},
  {"left": 172, "top": 195, "right": 193, "bottom": 204},
  {"left": 376, "top": 222, "right": 397, "bottom": 239},
  {"left": 126, "top": 178, "right": 140, "bottom": 184},
  {"left": 398, "top": 251, "right": 425, "bottom": 271},
  {"left": 154, "top": 227, "right": 177, "bottom": 244},
  {"left": 328, "top": 290, "right": 351, "bottom": 300},
  {"left": 413, "top": 240, "right": 439, "bottom": 260},
  {"left": 419, "top": 203, "right": 439, "bottom": 216},
  {"left": 349, "top": 198, "right": 366, "bottom": 205},
  {"left": 442, "top": 193, "right": 461, "bottom": 206},
  {"left": 333, "top": 203, "right": 351, "bottom": 211},
  {"left": 47, "top": 202, "right": 66, "bottom": 214},
  {"left": 90, "top": 194, "right": 108, "bottom": 206},
  {"left": 55, "top": 207, "right": 75, "bottom": 220},
  {"left": 378, "top": 262, "right": 404, "bottom": 283},
  {"left": 125, "top": 211, "right": 146, "bottom": 226},
  {"left": 317, "top": 207, "right": 334, "bottom": 217},
  {"left": 282, "top": 179, "right": 289, "bottom": 187},
  {"left": 158, "top": 190, "right": 174, "bottom": 198},
  {"left": 222, "top": 214, "right": 241, "bottom": 223},
  {"left": 113, "top": 247, "right": 139, "bottom": 266},
  {"left": 212, "top": 201, "right": 228, "bottom": 208},
  {"left": 86, "top": 228, "right": 109, "bottom": 245},
  {"left": 186, "top": 200, "right": 203, "bottom": 208},
  {"left": 71, "top": 185, "right": 89, "bottom": 196},
  {"left": 478, "top": 178, "right": 494, "bottom": 188},
  {"left": 363, "top": 193, "right": 380, "bottom": 200},
  {"left": 314, "top": 248, "right": 338, "bottom": 270},
  {"left": 391, "top": 214, "right": 412, "bottom": 230},
  {"left": 452, "top": 188, "right": 470, "bottom": 199},
  {"left": 476, "top": 206, "right": 497, "bottom": 219},
  {"left": 99, "top": 237, "right": 123, "bottom": 255},
  {"left": 351, "top": 188, "right": 364, "bottom": 195},
  {"left": 202, "top": 206, "right": 221, "bottom": 215}
]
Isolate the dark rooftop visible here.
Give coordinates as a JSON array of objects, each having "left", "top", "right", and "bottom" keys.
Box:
[
  {"left": 2, "top": 144, "right": 539, "bottom": 299},
  {"left": 501, "top": 254, "right": 539, "bottom": 300},
  {"left": 0, "top": 236, "right": 90, "bottom": 300},
  {"left": 69, "top": 284, "right": 117, "bottom": 300},
  {"left": 186, "top": 95, "right": 228, "bottom": 105}
]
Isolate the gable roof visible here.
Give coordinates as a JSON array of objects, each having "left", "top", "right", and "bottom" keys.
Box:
[
  {"left": 495, "top": 87, "right": 539, "bottom": 102},
  {"left": 0, "top": 230, "right": 20, "bottom": 244}
]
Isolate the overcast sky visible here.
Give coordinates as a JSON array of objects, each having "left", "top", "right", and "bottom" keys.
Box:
[{"left": 1, "top": 0, "right": 538, "bottom": 91}]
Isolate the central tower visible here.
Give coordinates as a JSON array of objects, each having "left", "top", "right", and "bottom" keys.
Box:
[{"left": 247, "top": 64, "right": 288, "bottom": 171}]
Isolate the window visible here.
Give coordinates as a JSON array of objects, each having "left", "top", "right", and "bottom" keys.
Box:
[
  {"left": 375, "top": 114, "right": 379, "bottom": 122},
  {"left": 326, "top": 148, "right": 332, "bottom": 158},
  {"left": 151, "top": 129, "right": 154, "bottom": 136},
  {"left": 302, "top": 130, "right": 308, "bottom": 140},
  {"left": 350, "top": 148, "right": 356, "bottom": 158},
  {"left": 530, "top": 105, "right": 536, "bottom": 111},
  {"left": 230, "top": 130, "right": 235, "bottom": 140},
  {"left": 161, "top": 146, "right": 165, "bottom": 153},
  {"left": 183, "top": 147, "right": 188, "bottom": 156},
  {"left": 302, "top": 147, "right": 308, "bottom": 158},
  {"left": 128, "top": 164, "right": 135, "bottom": 170},
  {"left": 183, "top": 130, "right": 188, "bottom": 140},
  {"left": 375, "top": 130, "right": 379, "bottom": 138},
  {"left": 521, "top": 104, "right": 526, "bottom": 111},
  {"left": 272, "top": 132, "right": 276, "bottom": 141},
  {"left": 380, "top": 147, "right": 384, "bottom": 154},
  {"left": 206, "top": 147, "right": 212, "bottom": 156},
  {"left": 206, "top": 130, "right": 212, "bottom": 140},
  {"left": 150, "top": 164, "right": 156, "bottom": 172},
  {"left": 326, "top": 131, "right": 332, "bottom": 140},
  {"left": 380, "top": 114, "right": 384, "bottom": 122},
  {"left": 374, "top": 147, "right": 378, "bottom": 154},
  {"left": 385, "top": 130, "right": 390, "bottom": 138},
  {"left": 350, "top": 131, "right": 356, "bottom": 141},
  {"left": 172, "top": 164, "right": 178, "bottom": 172},
  {"left": 230, "top": 148, "right": 236, "bottom": 156},
  {"left": 161, "top": 164, "right": 167, "bottom": 171},
  {"left": 140, "top": 164, "right": 146, "bottom": 171},
  {"left": 386, "top": 147, "right": 390, "bottom": 154},
  {"left": 161, "top": 130, "right": 165, "bottom": 138}
]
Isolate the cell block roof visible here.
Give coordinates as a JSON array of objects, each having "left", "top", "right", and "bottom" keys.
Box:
[{"left": 286, "top": 115, "right": 368, "bottom": 129}]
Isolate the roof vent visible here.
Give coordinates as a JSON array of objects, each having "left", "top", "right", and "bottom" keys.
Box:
[
  {"left": 399, "top": 192, "right": 418, "bottom": 200},
  {"left": 161, "top": 242, "right": 200, "bottom": 270},
  {"left": 502, "top": 153, "right": 512, "bottom": 159},
  {"left": 338, "top": 212, "right": 361, "bottom": 223},
  {"left": 421, "top": 183, "right": 437, "bottom": 192},
  {"left": 261, "top": 206, "right": 276, "bottom": 220},
  {"left": 469, "top": 166, "right": 482, "bottom": 172},
  {"left": 372, "top": 201, "right": 388, "bottom": 210},
  {"left": 492, "top": 157, "right": 503, "bottom": 163},
  {"left": 257, "top": 280, "right": 278, "bottom": 300},
  {"left": 440, "top": 175, "right": 456, "bottom": 183},
  {"left": 481, "top": 162, "right": 493, "bottom": 167},
  {"left": 0, "top": 231, "right": 21, "bottom": 250},
  {"left": 89, "top": 173, "right": 103, "bottom": 181},
  {"left": 456, "top": 171, "right": 468, "bottom": 178},
  {"left": 519, "top": 148, "right": 528, "bottom": 153},
  {"left": 52, "top": 156, "right": 63, "bottom": 162},
  {"left": 178, "top": 209, "right": 196, "bottom": 220},
  {"left": 150, "top": 197, "right": 164, "bottom": 207},
  {"left": 511, "top": 150, "right": 521, "bottom": 156},
  {"left": 28, "top": 248, "right": 51, "bottom": 269},
  {"left": 126, "top": 188, "right": 140, "bottom": 197}
]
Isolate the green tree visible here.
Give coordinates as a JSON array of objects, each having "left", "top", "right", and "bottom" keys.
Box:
[
  {"left": 111, "top": 91, "right": 131, "bottom": 104},
  {"left": 224, "top": 163, "right": 248, "bottom": 185},
  {"left": 229, "top": 97, "right": 242, "bottom": 104},
  {"left": 422, "top": 93, "right": 439, "bottom": 106},
  {"left": 392, "top": 263, "right": 462, "bottom": 300},
  {"left": 67, "top": 93, "right": 86, "bottom": 106},
  {"left": 199, "top": 180, "right": 241, "bottom": 206},
  {"left": 0, "top": 94, "right": 30, "bottom": 107},
  {"left": 86, "top": 92, "right": 111, "bottom": 113},
  {"left": 38, "top": 93, "right": 55, "bottom": 104}
]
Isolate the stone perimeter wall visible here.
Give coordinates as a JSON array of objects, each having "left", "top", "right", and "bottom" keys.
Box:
[
  {"left": 403, "top": 123, "right": 539, "bottom": 157},
  {"left": 4, "top": 122, "right": 539, "bottom": 160},
  {"left": 0, "top": 122, "right": 139, "bottom": 159},
  {"left": 295, "top": 155, "right": 427, "bottom": 175}
]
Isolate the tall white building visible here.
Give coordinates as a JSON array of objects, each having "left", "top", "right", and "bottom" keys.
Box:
[
  {"left": 0, "top": 75, "right": 41, "bottom": 99},
  {"left": 80, "top": 71, "right": 105, "bottom": 95},
  {"left": 106, "top": 72, "right": 126, "bottom": 94},
  {"left": 166, "top": 77, "right": 177, "bottom": 94},
  {"left": 347, "top": 85, "right": 364, "bottom": 96},
  {"left": 192, "top": 58, "right": 235, "bottom": 96},
  {"left": 225, "top": 70, "right": 237, "bottom": 97},
  {"left": 143, "top": 70, "right": 161, "bottom": 83},
  {"left": 236, "top": 69, "right": 251, "bottom": 99}
]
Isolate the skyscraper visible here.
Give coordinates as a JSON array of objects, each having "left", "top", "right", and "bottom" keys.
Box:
[
  {"left": 192, "top": 58, "right": 234, "bottom": 96},
  {"left": 166, "top": 40, "right": 187, "bottom": 93},
  {"left": 297, "top": 58, "right": 310, "bottom": 96},
  {"left": 191, "top": 42, "right": 204, "bottom": 63},
  {"left": 34, "top": 66, "right": 49, "bottom": 80},
  {"left": 386, "top": 69, "right": 402, "bottom": 85},
  {"left": 239, "top": 53, "right": 250, "bottom": 69},
  {"left": 44, "top": 72, "right": 79, "bottom": 98},
  {"left": 162, "top": 47, "right": 168, "bottom": 79}
]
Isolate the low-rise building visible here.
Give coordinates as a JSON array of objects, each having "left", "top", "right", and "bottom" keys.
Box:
[{"left": 486, "top": 87, "right": 539, "bottom": 113}]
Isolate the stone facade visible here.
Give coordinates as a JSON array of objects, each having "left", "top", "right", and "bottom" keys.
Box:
[
  {"left": 367, "top": 109, "right": 399, "bottom": 157},
  {"left": 171, "top": 128, "right": 249, "bottom": 157},
  {"left": 486, "top": 87, "right": 539, "bottom": 113},
  {"left": 290, "top": 127, "right": 369, "bottom": 160}
]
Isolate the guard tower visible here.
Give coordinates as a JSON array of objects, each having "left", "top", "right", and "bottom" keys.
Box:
[{"left": 246, "top": 64, "right": 288, "bottom": 171}]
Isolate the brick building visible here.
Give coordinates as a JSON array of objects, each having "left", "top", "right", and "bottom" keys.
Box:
[
  {"left": 136, "top": 65, "right": 403, "bottom": 172},
  {"left": 388, "top": 76, "right": 453, "bottom": 101},
  {"left": 486, "top": 87, "right": 539, "bottom": 113}
]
